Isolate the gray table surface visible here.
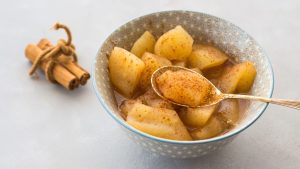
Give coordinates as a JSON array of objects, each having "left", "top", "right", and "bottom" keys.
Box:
[{"left": 1, "top": 0, "right": 299, "bottom": 168}]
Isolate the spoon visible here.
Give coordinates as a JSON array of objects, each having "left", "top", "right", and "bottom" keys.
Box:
[{"left": 151, "top": 66, "right": 300, "bottom": 110}]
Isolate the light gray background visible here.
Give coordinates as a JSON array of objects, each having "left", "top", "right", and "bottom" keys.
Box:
[{"left": 0, "top": 0, "right": 299, "bottom": 168}]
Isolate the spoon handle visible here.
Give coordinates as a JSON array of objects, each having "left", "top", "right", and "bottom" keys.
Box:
[{"left": 223, "top": 94, "right": 300, "bottom": 110}]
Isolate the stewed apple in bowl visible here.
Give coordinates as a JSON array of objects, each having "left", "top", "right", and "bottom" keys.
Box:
[{"left": 93, "top": 11, "right": 274, "bottom": 158}]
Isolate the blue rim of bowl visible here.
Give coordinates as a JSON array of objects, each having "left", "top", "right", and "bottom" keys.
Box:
[{"left": 92, "top": 10, "right": 275, "bottom": 145}]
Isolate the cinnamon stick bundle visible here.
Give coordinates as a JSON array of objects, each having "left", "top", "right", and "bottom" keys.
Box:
[
  {"left": 37, "top": 39, "right": 90, "bottom": 85},
  {"left": 25, "top": 23, "right": 90, "bottom": 90},
  {"left": 25, "top": 44, "right": 79, "bottom": 90}
]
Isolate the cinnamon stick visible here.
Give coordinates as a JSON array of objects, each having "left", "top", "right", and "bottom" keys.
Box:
[
  {"left": 37, "top": 39, "right": 90, "bottom": 85},
  {"left": 25, "top": 44, "right": 79, "bottom": 90}
]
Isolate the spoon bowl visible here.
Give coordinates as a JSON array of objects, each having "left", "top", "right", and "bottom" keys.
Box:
[{"left": 151, "top": 66, "right": 223, "bottom": 107}]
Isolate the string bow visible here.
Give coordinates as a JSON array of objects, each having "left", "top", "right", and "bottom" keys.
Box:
[{"left": 29, "top": 23, "right": 77, "bottom": 83}]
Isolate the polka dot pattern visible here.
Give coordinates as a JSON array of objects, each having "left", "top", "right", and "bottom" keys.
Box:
[
  {"left": 125, "top": 129, "right": 236, "bottom": 158},
  {"left": 93, "top": 11, "right": 274, "bottom": 158}
]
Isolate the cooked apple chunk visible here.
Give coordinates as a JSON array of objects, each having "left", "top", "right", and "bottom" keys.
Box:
[
  {"left": 179, "top": 105, "right": 217, "bottom": 127},
  {"left": 218, "top": 99, "right": 239, "bottom": 125},
  {"left": 108, "top": 47, "right": 145, "bottom": 97},
  {"left": 138, "top": 88, "right": 173, "bottom": 110},
  {"left": 119, "top": 99, "right": 141, "bottom": 117},
  {"left": 218, "top": 61, "right": 256, "bottom": 93},
  {"left": 126, "top": 103, "right": 192, "bottom": 141},
  {"left": 131, "top": 31, "right": 156, "bottom": 57},
  {"left": 236, "top": 62, "right": 257, "bottom": 93},
  {"left": 188, "top": 45, "right": 228, "bottom": 70},
  {"left": 190, "top": 116, "right": 224, "bottom": 140},
  {"left": 156, "top": 70, "right": 212, "bottom": 107},
  {"left": 139, "top": 52, "right": 171, "bottom": 90},
  {"left": 154, "top": 25, "right": 193, "bottom": 61}
]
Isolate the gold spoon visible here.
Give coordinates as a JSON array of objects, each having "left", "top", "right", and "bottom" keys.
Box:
[{"left": 151, "top": 66, "right": 300, "bottom": 110}]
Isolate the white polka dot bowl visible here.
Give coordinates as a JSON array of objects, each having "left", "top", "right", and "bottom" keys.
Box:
[{"left": 93, "top": 10, "right": 274, "bottom": 158}]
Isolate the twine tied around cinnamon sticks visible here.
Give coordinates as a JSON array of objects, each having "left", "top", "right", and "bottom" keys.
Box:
[
  {"left": 29, "top": 23, "right": 77, "bottom": 83},
  {"left": 25, "top": 23, "right": 90, "bottom": 90}
]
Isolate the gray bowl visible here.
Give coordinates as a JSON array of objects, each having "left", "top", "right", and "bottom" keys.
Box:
[{"left": 93, "top": 10, "right": 274, "bottom": 158}]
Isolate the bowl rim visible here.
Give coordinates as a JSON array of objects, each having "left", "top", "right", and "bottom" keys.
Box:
[{"left": 92, "top": 10, "right": 275, "bottom": 145}]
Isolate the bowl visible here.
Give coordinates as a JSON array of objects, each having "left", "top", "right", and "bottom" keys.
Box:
[{"left": 93, "top": 10, "right": 274, "bottom": 158}]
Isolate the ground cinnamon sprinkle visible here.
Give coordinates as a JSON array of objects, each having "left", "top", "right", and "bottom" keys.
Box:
[{"left": 156, "top": 70, "right": 212, "bottom": 106}]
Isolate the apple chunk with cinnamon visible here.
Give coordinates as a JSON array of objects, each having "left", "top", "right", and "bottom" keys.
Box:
[{"left": 156, "top": 70, "right": 213, "bottom": 107}]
